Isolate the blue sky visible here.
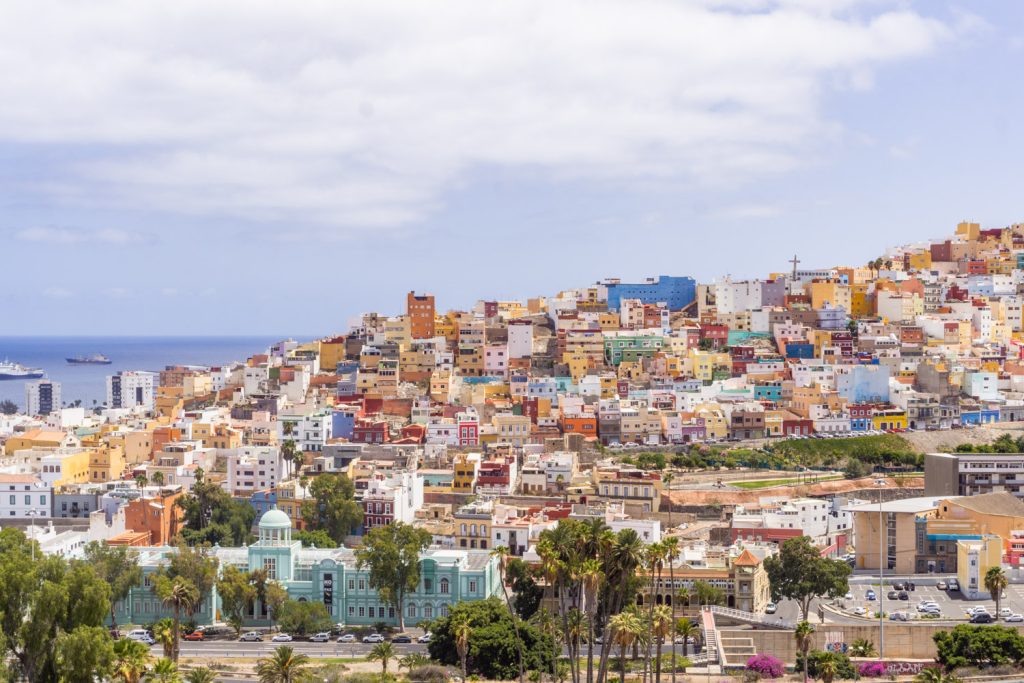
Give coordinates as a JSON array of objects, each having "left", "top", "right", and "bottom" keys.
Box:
[{"left": 1, "top": 0, "right": 1022, "bottom": 336}]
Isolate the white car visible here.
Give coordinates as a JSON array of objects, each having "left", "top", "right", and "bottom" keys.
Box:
[
  {"left": 917, "top": 602, "right": 939, "bottom": 612},
  {"left": 765, "top": 603, "right": 777, "bottom": 614},
  {"left": 417, "top": 632, "right": 432, "bottom": 643},
  {"left": 967, "top": 606, "right": 990, "bottom": 616},
  {"left": 1007, "top": 614, "right": 1024, "bottom": 623},
  {"left": 272, "top": 633, "right": 293, "bottom": 642},
  {"left": 852, "top": 606, "right": 867, "bottom": 616},
  {"left": 309, "top": 632, "right": 331, "bottom": 642},
  {"left": 844, "top": 592, "right": 853, "bottom": 601},
  {"left": 337, "top": 634, "right": 356, "bottom": 643},
  {"left": 363, "top": 633, "right": 385, "bottom": 643},
  {"left": 1000, "top": 607, "right": 1014, "bottom": 617},
  {"left": 126, "top": 629, "right": 156, "bottom": 645},
  {"left": 919, "top": 606, "right": 941, "bottom": 616}
]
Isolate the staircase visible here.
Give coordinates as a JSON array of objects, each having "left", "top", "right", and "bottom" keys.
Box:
[
  {"left": 710, "top": 605, "right": 796, "bottom": 630},
  {"left": 701, "top": 607, "right": 720, "bottom": 665}
]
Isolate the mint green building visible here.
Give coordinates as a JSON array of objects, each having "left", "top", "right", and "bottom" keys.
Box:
[{"left": 115, "top": 509, "right": 501, "bottom": 628}]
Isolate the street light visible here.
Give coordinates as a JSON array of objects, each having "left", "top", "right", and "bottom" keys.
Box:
[
  {"left": 25, "top": 510, "right": 41, "bottom": 562},
  {"left": 874, "top": 478, "right": 887, "bottom": 659}
]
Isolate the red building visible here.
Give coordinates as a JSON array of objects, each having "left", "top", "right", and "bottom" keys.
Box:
[{"left": 352, "top": 419, "right": 389, "bottom": 444}]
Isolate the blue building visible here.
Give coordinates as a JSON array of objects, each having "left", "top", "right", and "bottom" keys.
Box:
[
  {"left": 332, "top": 409, "right": 357, "bottom": 440},
  {"left": 604, "top": 275, "right": 696, "bottom": 311},
  {"left": 114, "top": 510, "right": 501, "bottom": 628},
  {"left": 835, "top": 365, "right": 891, "bottom": 404}
]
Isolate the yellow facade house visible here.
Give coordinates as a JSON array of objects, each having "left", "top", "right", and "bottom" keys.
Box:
[{"left": 89, "top": 444, "right": 126, "bottom": 482}]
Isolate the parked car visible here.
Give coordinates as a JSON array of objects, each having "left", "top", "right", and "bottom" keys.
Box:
[
  {"left": 888, "top": 611, "right": 908, "bottom": 621},
  {"left": 271, "top": 633, "right": 293, "bottom": 642},
  {"left": 240, "top": 632, "right": 263, "bottom": 642},
  {"left": 844, "top": 592, "right": 853, "bottom": 601},
  {"left": 182, "top": 631, "right": 205, "bottom": 641},
  {"left": 893, "top": 581, "right": 906, "bottom": 590},
  {"left": 126, "top": 629, "right": 156, "bottom": 645},
  {"left": 866, "top": 590, "right": 876, "bottom": 601},
  {"left": 887, "top": 590, "right": 899, "bottom": 600},
  {"left": 917, "top": 601, "right": 939, "bottom": 612},
  {"left": 897, "top": 591, "right": 909, "bottom": 601},
  {"left": 936, "top": 581, "right": 948, "bottom": 590},
  {"left": 765, "top": 603, "right": 777, "bottom": 614},
  {"left": 948, "top": 579, "right": 960, "bottom": 591},
  {"left": 392, "top": 634, "right": 413, "bottom": 643},
  {"left": 363, "top": 633, "right": 386, "bottom": 643},
  {"left": 1007, "top": 614, "right": 1024, "bottom": 623},
  {"left": 971, "top": 612, "right": 995, "bottom": 624},
  {"left": 418, "top": 632, "right": 433, "bottom": 643},
  {"left": 338, "top": 634, "right": 356, "bottom": 643},
  {"left": 309, "top": 632, "right": 331, "bottom": 643},
  {"left": 852, "top": 606, "right": 867, "bottom": 616},
  {"left": 919, "top": 606, "right": 941, "bottom": 616}
]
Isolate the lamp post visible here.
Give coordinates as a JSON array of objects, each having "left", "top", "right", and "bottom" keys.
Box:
[
  {"left": 875, "top": 478, "right": 887, "bottom": 659},
  {"left": 26, "top": 509, "right": 39, "bottom": 562}
]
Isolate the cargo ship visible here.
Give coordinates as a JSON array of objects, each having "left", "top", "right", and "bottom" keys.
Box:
[
  {"left": 66, "top": 353, "right": 112, "bottom": 365},
  {"left": 0, "top": 360, "right": 45, "bottom": 380}
]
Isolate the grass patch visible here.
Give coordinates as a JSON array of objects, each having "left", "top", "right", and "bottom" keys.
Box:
[
  {"left": 772, "top": 434, "right": 914, "bottom": 458},
  {"left": 733, "top": 474, "right": 843, "bottom": 489}
]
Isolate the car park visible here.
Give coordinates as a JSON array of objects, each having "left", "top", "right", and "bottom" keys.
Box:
[
  {"left": 765, "top": 603, "right": 777, "bottom": 614},
  {"left": 240, "top": 632, "right": 263, "bottom": 642},
  {"left": 338, "top": 634, "right": 356, "bottom": 643},
  {"left": 866, "top": 590, "right": 876, "bottom": 601},
  {"left": 392, "top": 634, "right": 413, "bottom": 643},
  {"left": 183, "top": 631, "right": 205, "bottom": 641},
  {"left": 309, "top": 632, "right": 331, "bottom": 642},
  {"left": 363, "top": 633, "right": 386, "bottom": 643}
]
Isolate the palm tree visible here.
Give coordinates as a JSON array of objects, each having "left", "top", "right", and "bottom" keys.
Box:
[
  {"left": 256, "top": 646, "right": 310, "bottom": 683},
  {"left": 152, "top": 618, "right": 177, "bottom": 660},
  {"left": 609, "top": 611, "right": 642, "bottom": 683},
  {"left": 491, "top": 545, "right": 525, "bottom": 683},
  {"left": 914, "top": 668, "right": 961, "bottom": 683},
  {"left": 850, "top": 638, "right": 877, "bottom": 658},
  {"left": 643, "top": 542, "right": 667, "bottom": 683},
  {"left": 661, "top": 536, "right": 679, "bottom": 683},
  {"left": 566, "top": 608, "right": 587, "bottom": 683},
  {"left": 674, "top": 619, "right": 697, "bottom": 657},
  {"left": 147, "top": 658, "right": 182, "bottom": 683},
  {"left": 817, "top": 651, "right": 839, "bottom": 683},
  {"left": 453, "top": 616, "right": 472, "bottom": 683},
  {"left": 986, "top": 566, "right": 1008, "bottom": 620},
  {"left": 651, "top": 605, "right": 673, "bottom": 683},
  {"left": 184, "top": 668, "right": 217, "bottom": 683},
  {"left": 579, "top": 558, "right": 604, "bottom": 683},
  {"left": 794, "top": 621, "right": 815, "bottom": 683},
  {"left": 158, "top": 577, "right": 198, "bottom": 662},
  {"left": 398, "top": 653, "right": 430, "bottom": 674},
  {"left": 112, "top": 638, "right": 152, "bottom": 683},
  {"left": 596, "top": 529, "right": 645, "bottom": 683},
  {"left": 152, "top": 471, "right": 165, "bottom": 486},
  {"left": 368, "top": 642, "right": 396, "bottom": 679},
  {"left": 281, "top": 439, "right": 299, "bottom": 478}
]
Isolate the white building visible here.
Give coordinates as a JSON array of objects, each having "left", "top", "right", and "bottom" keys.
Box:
[
  {"left": 106, "top": 371, "right": 156, "bottom": 411},
  {"left": 0, "top": 474, "right": 52, "bottom": 519},
  {"left": 278, "top": 410, "right": 333, "bottom": 453},
  {"left": 507, "top": 321, "right": 534, "bottom": 359},
  {"left": 226, "top": 446, "right": 285, "bottom": 496},
  {"left": 362, "top": 471, "right": 425, "bottom": 530},
  {"left": 715, "top": 278, "right": 763, "bottom": 316},
  {"left": 25, "top": 380, "right": 61, "bottom": 417}
]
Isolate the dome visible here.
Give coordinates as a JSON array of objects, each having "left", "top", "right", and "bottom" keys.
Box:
[{"left": 258, "top": 508, "right": 292, "bottom": 530}]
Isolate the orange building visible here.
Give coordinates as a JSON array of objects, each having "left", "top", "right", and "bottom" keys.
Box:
[
  {"left": 560, "top": 413, "right": 598, "bottom": 438},
  {"left": 151, "top": 426, "right": 183, "bottom": 457},
  {"left": 407, "top": 291, "right": 436, "bottom": 339},
  {"left": 110, "top": 488, "right": 185, "bottom": 546}
]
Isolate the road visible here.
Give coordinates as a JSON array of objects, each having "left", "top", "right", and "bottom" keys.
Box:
[{"left": 172, "top": 640, "right": 430, "bottom": 658}]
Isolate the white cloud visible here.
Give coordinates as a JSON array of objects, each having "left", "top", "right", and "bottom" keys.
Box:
[
  {"left": 15, "top": 226, "right": 149, "bottom": 245},
  {"left": 0, "top": 0, "right": 952, "bottom": 230}
]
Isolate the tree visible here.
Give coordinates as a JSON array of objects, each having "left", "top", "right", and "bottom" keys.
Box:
[
  {"left": 794, "top": 621, "right": 815, "bottom": 683},
  {"left": 112, "top": 638, "right": 152, "bottom": 683},
  {"left": 764, "top": 536, "right": 851, "bottom": 621},
  {"left": 265, "top": 582, "right": 289, "bottom": 630},
  {"left": 55, "top": 625, "right": 116, "bottom": 683},
  {"left": 849, "top": 638, "right": 877, "bottom": 658},
  {"left": 216, "top": 564, "right": 255, "bottom": 636},
  {"left": 427, "top": 598, "right": 554, "bottom": 681},
  {"left": 692, "top": 580, "right": 725, "bottom": 607},
  {"left": 933, "top": 624, "right": 1024, "bottom": 670},
  {"left": 177, "top": 470, "right": 255, "bottom": 546},
  {"left": 492, "top": 546, "right": 526, "bottom": 683},
  {"left": 985, "top": 566, "right": 1008, "bottom": 620},
  {"left": 453, "top": 617, "right": 471, "bottom": 683},
  {"left": 301, "top": 473, "right": 363, "bottom": 543},
  {"left": 797, "top": 651, "right": 855, "bottom": 681},
  {"left": 163, "top": 542, "right": 219, "bottom": 622},
  {"left": 276, "top": 599, "right": 333, "bottom": 636},
  {"left": 818, "top": 651, "right": 839, "bottom": 683},
  {"left": 0, "top": 399, "right": 18, "bottom": 415},
  {"left": 355, "top": 522, "right": 432, "bottom": 632},
  {"left": 154, "top": 575, "right": 198, "bottom": 662},
  {"left": 152, "top": 471, "right": 166, "bottom": 487},
  {"left": 293, "top": 529, "right": 338, "bottom": 548},
  {"left": 506, "top": 557, "right": 544, "bottom": 620},
  {"left": 609, "top": 611, "right": 641, "bottom": 683},
  {"left": 0, "top": 529, "right": 113, "bottom": 682},
  {"left": 148, "top": 658, "right": 183, "bottom": 683},
  {"left": 256, "top": 645, "right": 311, "bottom": 683},
  {"left": 85, "top": 542, "right": 143, "bottom": 633},
  {"left": 914, "top": 668, "right": 960, "bottom": 683},
  {"left": 152, "top": 618, "right": 177, "bottom": 660},
  {"left": 398, "top": 653, "right": 431, "bottom": 674},
  {"left": 651, "top": 605, "right": 673, "bottom": 683},
  {"left": 369, "top": 641, "right": 396, "bottom": 679},
  {"left": 185, "top": 668, "right": 218, "bottom": 683}
]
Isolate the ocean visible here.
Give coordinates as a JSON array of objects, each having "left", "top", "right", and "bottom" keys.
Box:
[{"left": 0, "top": 336, "right": 291, "bottom": 410}]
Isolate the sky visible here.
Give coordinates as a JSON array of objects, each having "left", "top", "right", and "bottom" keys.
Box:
[{"left": 1, "top": 0, "right": 1023, "bottom": 336}]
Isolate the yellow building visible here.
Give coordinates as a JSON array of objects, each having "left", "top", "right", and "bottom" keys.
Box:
[
  {"left": 957, "top": 221, "right": 981, "bottom": 241},
  {"left": 849, "top": 497, "right": 939, "bottom": 574},
  {"left": 384, "top": 316, "right": 412, "bottom": 349},
  {"left": 105, "top": 429, "right": 153, "bottom": 466},
  {"left": 89, "top": 444, "right": 126, "bottom": 483},
  {"left": 492, "top": 414, "right": 532, "bottom": 447},
  {"left": 693, "top": 403, "right": 728, "bottom": 439},
  {"left": 452, "top": 453, "right": 481, "bottom": 493},
  {"left": 318, "top": 337, "right": 348, "bottom": 371},
  {"left": 41, "top": 447, "right": 93, "bottom": 487},
  {"left": 957, "top": 536, "right": 1003, "bottom": 600},
  {"left": 872, "top": 409, "right": 907, "bottom": 431},
  {"left": 850, "top": 283, "right": 873, "bottom": 317},
  {"left": 906, "top": 251, "right": 933, "bottom": 271},
  {"left": 430, "top": 369, "right": 452, "bottom": 403},
  {"left": 808, "top": 280, "right": 852, "bottom": 313},
  {"left": 4, "top": 429, "right": 78, "bottom": 455}
]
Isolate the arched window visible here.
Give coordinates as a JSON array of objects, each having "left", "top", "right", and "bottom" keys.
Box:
[
  {"left": 424, "top": 605, "right": 433, "bottom": 618},
  {"left": 408, "top": 603, "right": 417, "bottom": 618},
  {"left": 440, "top": 604, "right": 449, "bottom": 617},
  {"left": 440, "top": 578, "right": 450, "bottom": 594}
]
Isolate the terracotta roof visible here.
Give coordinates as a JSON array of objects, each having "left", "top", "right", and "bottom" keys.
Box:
[{"left": 733, "top": 549, "right": 761, "bottom": 566}]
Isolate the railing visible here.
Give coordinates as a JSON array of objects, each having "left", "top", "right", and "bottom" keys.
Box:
[{"left": 709, "top": 605, "right": 796, "bottom": 630}]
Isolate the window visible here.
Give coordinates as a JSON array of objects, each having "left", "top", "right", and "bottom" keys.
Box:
[
  {"left": 263, "top": 557, "right": 277, "bottom": 580},
  {"left": 425, "top": 578, "right": 433, "bottom": 593},
  {"left": 408, "top": 604, "right": 416, "bottom": 618},
  {"left": 24, "top": 495, "right": 30, "bottom": 505},
  {"left": 359, "top": 607, "right": 365, "bottom": 617},
  {"left": 349, "top": 579, "right": 355, "bottom": 590},
  {"left": 359, "top": 579, "right": 365, "bottom": 590},
  {"left": 440, "top": 578, "right": 449, "bottom": 594},
  {"left": 8, "top": 496, "right": 12, "bottom": 505},
  {"left": 469, "top": 580, "right": 477, "bottom": 593},
  {"left": 424, "top": 605, "right": 433, "bottom": 618},
  {"left": 348, "top": 606, "right": 355, "bottom": 616}
]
